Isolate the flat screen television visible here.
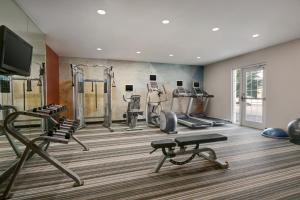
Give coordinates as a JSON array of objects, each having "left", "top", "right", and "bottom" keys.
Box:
[
  {"left": 150, "top": 75, "right": 156, "bottom": 81},
  {"left": 193, "top": 81, "right": 200, "bottom": 88},
  {"left": 177, "top": 80, "right": 183, "bottom": 87},
  {"left": 0, "top": 25, "right": 33, "bottom": 76},
  {"left": 125, "top": 84, "right": 133, "bottom": 92}
]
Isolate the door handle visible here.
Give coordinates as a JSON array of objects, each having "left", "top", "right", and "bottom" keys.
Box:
[
  {"left": 241, "top": 96, "right": 266, "bottom": 101},
  {"left": 241, "top": 95, "right": 246, "bottom": 101}
]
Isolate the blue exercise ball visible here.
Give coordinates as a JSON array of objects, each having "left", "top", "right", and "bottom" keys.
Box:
[
  {"left": 288, "top": 119, "right": 300, "bottom": 144},
  {"left": 261, "top": 128, "right": 289, "bottom": 139}
]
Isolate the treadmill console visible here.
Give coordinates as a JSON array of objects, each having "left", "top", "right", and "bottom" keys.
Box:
[
  {"left": 177, "top": 81, "right": 186, "bottom": 95},
  {"left": 192, "top": 81, "right": 204, "bottom": 97},
  {"left": 173, "top": 80, "right": 190, "bottom": 97},
  {"left": 192, "top": 81, "right": 214, "bottom": 98}
]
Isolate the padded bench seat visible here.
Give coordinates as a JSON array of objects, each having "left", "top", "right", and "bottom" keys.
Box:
[
  {"left": 151, "top": 139, "right": 177, "bottom": 149},
  {"left": 151, "top": 133, "right": 227, "bottom": 149},
  {"left": 150, "top": 133, "right": 229, "bottom": 173},
  {"left": 175, "top": 133, "right": 227, "bottom": 146}
]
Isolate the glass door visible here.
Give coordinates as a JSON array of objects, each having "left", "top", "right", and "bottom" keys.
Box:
[{"left": 232, "top": 65, "right": 265, "bottom": 129}]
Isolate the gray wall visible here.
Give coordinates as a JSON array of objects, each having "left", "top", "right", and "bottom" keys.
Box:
[
  {"left": 0, "top": 0, "right": 45, "bottom": 122},
  {"left": 59, "top": 57, "right": 203, "bottom": 120},
  {"left": 204, "top": 39, "right": 300, "bottom": 130}
]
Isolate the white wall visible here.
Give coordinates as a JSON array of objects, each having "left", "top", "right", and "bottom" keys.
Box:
[
  {"left": 204, "top": 39, "right": 300, "bottom": 130},
  {"left": 0, "top": 0, "right": 45, "bottom": 122},
  {"left": 0, "top": 0, "right": 45, "bottom": 56},
  {"left": 0, "top": 0, "right": 45, "bottom": 80}
]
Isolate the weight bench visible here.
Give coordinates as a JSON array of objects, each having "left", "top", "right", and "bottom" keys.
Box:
[{"left": 150, "top": 134, "right": 229, "bottom": 172}]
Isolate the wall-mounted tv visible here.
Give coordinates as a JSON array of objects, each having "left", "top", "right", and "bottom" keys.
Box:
[
  {"left": 0, "top": 25, "right": 33, "bottom": 76},
  {"left": 193, "top": 81, "right": 200, "bottom": 88},
  {"left": 177, "top": 80, "right": 183, "bottom": 87},
  {"left": 150, "top": 75, "right": 156, "bottom": 81},
  {"left": 125, "top": 84, "right": 133, "bottom": 92}
]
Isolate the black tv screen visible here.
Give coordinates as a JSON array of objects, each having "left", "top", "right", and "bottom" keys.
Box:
[
  {"left": 0, "top": 25, "right": 33, "bottom": 76},
  {"left": 193, "top": 81, "right": 200, "bottom": 88},
  {"left": 177, "top": 81, "right": 183, "bottom": 87},
  {"left": 150, "top": 75, "right": 156, "bottom": 81},
  {"left": 125, "top": 85, "right": 133, "bottom": 92}
]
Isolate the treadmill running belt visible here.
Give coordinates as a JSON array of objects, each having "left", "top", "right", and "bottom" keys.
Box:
[{"left": 177, "top": 116, "right": 211, "bottom": 129}]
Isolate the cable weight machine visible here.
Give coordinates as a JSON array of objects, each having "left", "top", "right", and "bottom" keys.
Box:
[{"left": 71, "top": 64, "right": 115, "bottom": 130}]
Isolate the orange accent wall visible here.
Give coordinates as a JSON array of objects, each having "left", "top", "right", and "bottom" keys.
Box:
[{"left": 46, "top": 45, "right": 59, "bottom": 104}]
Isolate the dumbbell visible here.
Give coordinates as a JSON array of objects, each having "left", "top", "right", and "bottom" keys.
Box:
[
  {"left": 32, "top": 107, "right": 53, "bottom": 115},
  {"left": 47, "top": 130, "right": 71, "bottom": 139},
  {"left": 59, "top": 118, "right": 79, "bottom": 129},
  {"left": 42, "top": 105, "right": 63, "bottom": 113}
]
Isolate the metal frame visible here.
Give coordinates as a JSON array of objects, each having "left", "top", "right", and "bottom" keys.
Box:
[
  {"left": 71, "top": 64, "right": 115, "bottom": 131},
  {"left": 103, "top": 67, "right": 114, "bottom": 131},
  {"left": 145, "top": 80, "right": 168, "bottom": 126},
  {"left": 187, "top": 83, "right": 228, "bottom": 126},
  {"left": 71, "top": 65, "right": 85, "bottom": 129},
  {"left": 0, "top": 111, "right": 84, "bottom": 199},
  {"left": 153, "top": 146, "right": 229, "bottom": 173},
  {"left": 123, "top": 93, "right": 143, "bottom": 131},
  {"left": 43, "top": 105, "right": 89, "bottom": 152},
  {"left": 171, "top": 82, "right": 210, "bottom": 129}
]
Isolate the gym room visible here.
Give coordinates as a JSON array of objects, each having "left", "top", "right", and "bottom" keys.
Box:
[{"left": 0, "top": 0, "right": 300, "bottom": 199}]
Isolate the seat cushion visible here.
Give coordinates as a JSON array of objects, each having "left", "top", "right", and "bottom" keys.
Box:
[
  {"left": 151, "top": 139, "right": 177, "bottom": 149},
  {"left": 175, "top": 134, "right": 227, "bottom": 146}
]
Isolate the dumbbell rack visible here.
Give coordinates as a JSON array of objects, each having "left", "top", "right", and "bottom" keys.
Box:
[
  {"left": 0, "top": 104, "right": 86, "bottom": 200},
  {"left": 38, "top": 104, "right": 89, "bottom": 151}
]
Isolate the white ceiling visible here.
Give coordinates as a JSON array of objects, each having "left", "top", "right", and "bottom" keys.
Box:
[{"left": 16, "top": 0, "right": 300, "bottom": 65}]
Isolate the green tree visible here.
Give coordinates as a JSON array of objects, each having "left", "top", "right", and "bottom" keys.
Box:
[{"left": 246, "top": 71, "right": 263, "bottom": 98}]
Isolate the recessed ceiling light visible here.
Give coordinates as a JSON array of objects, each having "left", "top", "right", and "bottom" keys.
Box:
[
  {"left": 212, "top": 27, "right": 220, "bottom": 32},
  {"left": 97, "top": 10, "right": 106, "bottom": 15},
  {"left": 197, "top": 56, "right": 201, "bottom": 59},
  {"left": 162, "top": 19, "right": 170, "bottom": 24},
  {"left": 169, "top": 54, "right": 174, "bottom": 57},
  {"left": 136, "top": 51, "right": 141, "bottom": 54},
  {"left": 252, "top": 34, "right": 260, "bottom": 38},
  {"left": 97, "top": 48, "right": 102, "bottom": 51}
]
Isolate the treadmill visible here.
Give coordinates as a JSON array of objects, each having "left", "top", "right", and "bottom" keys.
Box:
[
  {"left": 171, "top": 81, "right": 211, "bottom": 129},
  {"left": 189, "top": 81, "right": 230, "bottom": 126}
]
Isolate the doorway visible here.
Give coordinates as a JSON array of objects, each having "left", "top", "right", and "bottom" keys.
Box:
[{"left": 232, "top": 64, "right": 266, "bottom": 129}]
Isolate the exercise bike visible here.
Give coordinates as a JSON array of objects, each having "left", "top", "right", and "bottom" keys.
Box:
[
  {"left": 145, "top": 75, "right": 177, "bottom": 134},
  {"left": 123, "top": 85, "right": 143, "bottom": 131}
]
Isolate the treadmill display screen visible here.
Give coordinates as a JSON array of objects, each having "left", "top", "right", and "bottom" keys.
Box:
[
  {"left": 150, "top": 75, "right": 156, "bottom": 81},
  {"left": 177, "top": 81, "right": 183, "bottom": 87},
  {"left": 125, "top": 85, "right": 133, "bottom": 91},
  {"left": 193, "top": 82, "right": 200, "bottom": 88}
]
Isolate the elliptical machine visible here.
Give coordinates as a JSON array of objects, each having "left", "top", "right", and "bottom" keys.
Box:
[
  {"left": 145, "top": 75, "right": 177, "bottom": 134},
  {"left": 123, "top": 85, "right": 143, "bottom": 131}
]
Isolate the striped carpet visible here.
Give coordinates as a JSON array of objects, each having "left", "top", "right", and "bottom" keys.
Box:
[{"left": 1, "top": 123, "right": 300, "bottom": 200}]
